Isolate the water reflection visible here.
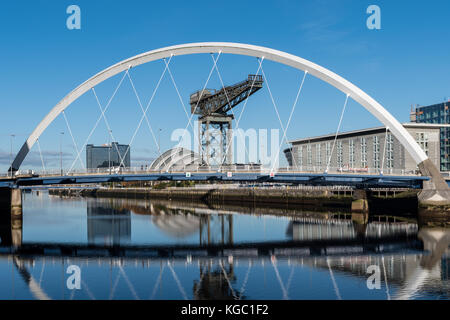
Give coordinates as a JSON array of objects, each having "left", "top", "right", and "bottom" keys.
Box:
[
  {"left": 87, "top": 201, "right": 131, "bottom": 246},
  {"left": 0, "top": 190, "right": 448, "bottom": 300}
]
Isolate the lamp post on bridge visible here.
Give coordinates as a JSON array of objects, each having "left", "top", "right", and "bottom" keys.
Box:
[
  {"left": 60, "top": 131, "right": 64, "bottom": 176},
  {"left": 109, "top": 130, "right": 112, "bottom": 175},
  {"left": 158, "top": 128, "right": 162, "bottom": 156},
  {"left": 10, "top": 134, "right": 15, "bottom": 178}
]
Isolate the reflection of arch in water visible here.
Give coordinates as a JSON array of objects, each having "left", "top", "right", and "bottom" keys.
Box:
[
  {"left": 393, "top": 227, "right": 450, "bottom": 300},
  {"left": 13, "top": 257, "right": 51, "bottom": 300}
]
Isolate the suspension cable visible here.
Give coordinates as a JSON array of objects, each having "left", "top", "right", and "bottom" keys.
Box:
[
  {"left": 164, "top": 58, "right": 195, "bottom": 132},
  {"left": 109, "top": 271, "right": 121, "bottom": 300},
  {"left": 271, "top": 257, "right": 289, "bottom": 300},
  {"left": 225, "top": 58, "right": 265, "bottom": 168},
  {"left": 219, "top": 260, "right": 238, "bottom": 299},
  {"left": 177, "top": 52, "right": 222, "bottom": 160},
  {"left": 122, "top": 70, "right": 161, "bottom": 167},
  {"left": 286, "top": 264, "right": 296, "bottom": 292},
  {"left": 118, "top": 58, "right": 173, "bottom": 168},
  {"left": 68, "top": 70, "right": 129, "bottom": 174},
  {"left": 234, "top": 58, "right": 264, "bottom": 128},
  {"left": 150, "top": 264, "right": 165, "bottom": 299},
  {"left": 212, "top": 53, "right": 253, "bottom": 166},
  {"left": 382, "top": 256, "right": 391, "bottom": 300},
  {"left": 167, "top": 262, "right": 188, "bottom": 300},
  {"left": 238, "top": 260, "right": 252, "bottom": 300},
  {"left": 36, "top": 138, "right": 46, "bottom": 173},
  {"left": 119, "top": 265, "right": 140, "bottom": 300},
  {"left": 80, "top": 278, "right": 96, "bottom": 300},
  {"left": 62, "top": 110, "right": 85, "bottom": 170},
  {"left": 327, "top": 258, "right": 342, "bottom": 300},
  {"left": 326, "top": 94, "right": 350, "bottom": 173},
  {"left": 268, "top": 69, "right": 308, "bottom": 173},
  {"left": 91, "top": 87, "right": 127, "bottom": 166}
]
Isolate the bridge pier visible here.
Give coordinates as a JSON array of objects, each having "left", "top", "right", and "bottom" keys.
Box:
[
  {"left": 418, "top": 159, "right": 450, "bottom": 208},
  {"left": 0, "top": 187, "right": 22, "bottom": 247},
  {"left": 0, "top": 187, "right": 22, "bottom": 216},
  {"left": 418, "top": 227, "right": 450, "bottom": 270},
  {"left": 10, "top": 188, "right": 22, "bottom": 217},
  {"left": 351, "top": 189, "right": 369, "bottom": 214},
  {"left": 351, "top": 190, "right": 369, "bottom": 238}
]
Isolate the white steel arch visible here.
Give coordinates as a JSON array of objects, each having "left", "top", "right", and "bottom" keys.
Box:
[{"left": 11, "top": 42, "right": 429, "bottom": 172}]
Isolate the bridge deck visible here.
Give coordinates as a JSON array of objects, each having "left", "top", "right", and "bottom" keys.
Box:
[
  {"left": 0, "top": 171, "right": 430, "bottom": 189},
  {"left": 0, "top": 236, "right": 423, "bottom": 259},
  {"left": 0, "top": 172, "right": 430, "bottom": 189}
]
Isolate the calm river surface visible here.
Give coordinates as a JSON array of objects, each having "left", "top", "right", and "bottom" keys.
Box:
[{"left": 0, "top": 190, "right": 449, "bottom": 300}]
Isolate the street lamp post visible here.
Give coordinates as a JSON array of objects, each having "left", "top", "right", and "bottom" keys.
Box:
[
  {"left": 158, "top": 128, "right": 162, "bottom": 156},
  {"left": 60, "top": 132, "right": 64, "bottom": 176},
  {"left": 109, "top": 130, "right": 112, "bottom": 175},
  {"left": 10, "top": 134, "right": 15, "bottom": 177}
]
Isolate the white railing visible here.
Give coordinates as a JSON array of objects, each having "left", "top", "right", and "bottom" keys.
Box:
[{"left": 22, "top": 164, "right": 423, "bottom": 178}]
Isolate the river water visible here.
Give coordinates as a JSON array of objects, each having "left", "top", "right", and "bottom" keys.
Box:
[{"left": 0, "top": 190, "right": 449, "bottom": 300}]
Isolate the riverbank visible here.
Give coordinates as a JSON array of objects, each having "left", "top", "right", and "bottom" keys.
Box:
[
  {"left": 48, "top": 186, "right": 419, "bottom": 215},
  {"left": 51, "top": 186, "right": 352, "bottom": 210}
]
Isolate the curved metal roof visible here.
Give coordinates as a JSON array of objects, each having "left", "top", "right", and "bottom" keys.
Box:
[{"left": 149, "top": 147, "right": 201, "bottom": 172}]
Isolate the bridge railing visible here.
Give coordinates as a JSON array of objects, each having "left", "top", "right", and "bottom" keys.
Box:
[{"left": 27, "top": 165, "right": 422, "bottom": 178}]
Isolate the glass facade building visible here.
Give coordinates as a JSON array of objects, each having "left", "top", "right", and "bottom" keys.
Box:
[
  {"left": 414, "top": 102, "right": 450, "bottom": 171},
  {"left": 86, "top": 142, "right": 131, "bottom": 169}
]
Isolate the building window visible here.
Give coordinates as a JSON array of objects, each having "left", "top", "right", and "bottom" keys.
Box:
[
  {"left": 326, "top": 142, "right": 332, "bottom": 166},
  {"left": 373, "top": 136, "right": 380, "bottom": 169},
  {"left": 297, "top": 146, "right": 303, "bottom": 167},
  {"left": 386, "top": 133, "right": 394, "bottom": 169},
  {"left": 337, "top": 141, "right": 343, "bottom": 168},
  {"left": 349, "top": 139, "right": 355, "bottom": 168},
  {"left": 316, "top": 144, "right": 322, "bottom": 167},
  {"left": 307, "top": 144, "right": 312, "bottom": 167},
  {"left": 361, "top": 137, "right": 367, "bottom": 168},
  {"left": 416, "top": 132, "right": 429, "bottom": 156}
]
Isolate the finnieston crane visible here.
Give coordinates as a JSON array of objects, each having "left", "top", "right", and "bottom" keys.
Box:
[{"left": 189, "top": 74, "right": 264, "bottom": 166}]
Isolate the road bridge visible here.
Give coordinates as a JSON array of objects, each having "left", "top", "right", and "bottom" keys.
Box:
[{"left": 2, "top": 42, "right": 450, "bottom": 215}]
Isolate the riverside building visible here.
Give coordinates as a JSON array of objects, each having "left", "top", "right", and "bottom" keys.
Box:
[
  {"left": 284, "top": 123, "right": 448, "bottom": 174},
  {"left": 86, "top": 142, "right": 130, "bottom": 169}
]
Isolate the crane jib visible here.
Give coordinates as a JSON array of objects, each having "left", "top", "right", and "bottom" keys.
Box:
[{"left": 190, "top": 74, "right": 263, "bottom": 116}]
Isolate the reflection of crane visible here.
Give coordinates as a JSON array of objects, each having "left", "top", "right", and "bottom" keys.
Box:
[{"left": 190, "top": 75, "right": 263, "bottom": 166}]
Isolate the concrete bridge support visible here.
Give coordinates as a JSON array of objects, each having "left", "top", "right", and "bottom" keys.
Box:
[
  {"left": 418, "top": 159, "right": 450, "bottom": 208},
  {"left": 0, "top": 187, "right": 22, "bottom": 247},
  {"left": 351, "top": 190, "right": 369, "bottom": 238},
  {"left": 0, "top": 187, "right": 22, "bottom": 216},
  {"left": 418, "top": 227, "right": 450, "bottom": 270},
  {"left": 351, "top": 189, "right": 369, "bottom": 214},
  {"left": 10, "top": 188, "right": 23, "bottom": 217}
]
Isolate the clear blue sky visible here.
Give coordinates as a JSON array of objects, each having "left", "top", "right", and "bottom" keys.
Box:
[{"left": 1, "top": 0, "right": 449, "bottom": 171}]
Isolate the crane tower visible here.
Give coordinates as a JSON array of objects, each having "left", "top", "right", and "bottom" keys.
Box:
[{"left": 190, "top": 74, "right": 263, "bottom": 166}]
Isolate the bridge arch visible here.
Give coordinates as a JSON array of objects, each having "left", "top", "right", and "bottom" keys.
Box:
[{"left": 10, "top": 42, "right": 441, "bottom": 186}]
